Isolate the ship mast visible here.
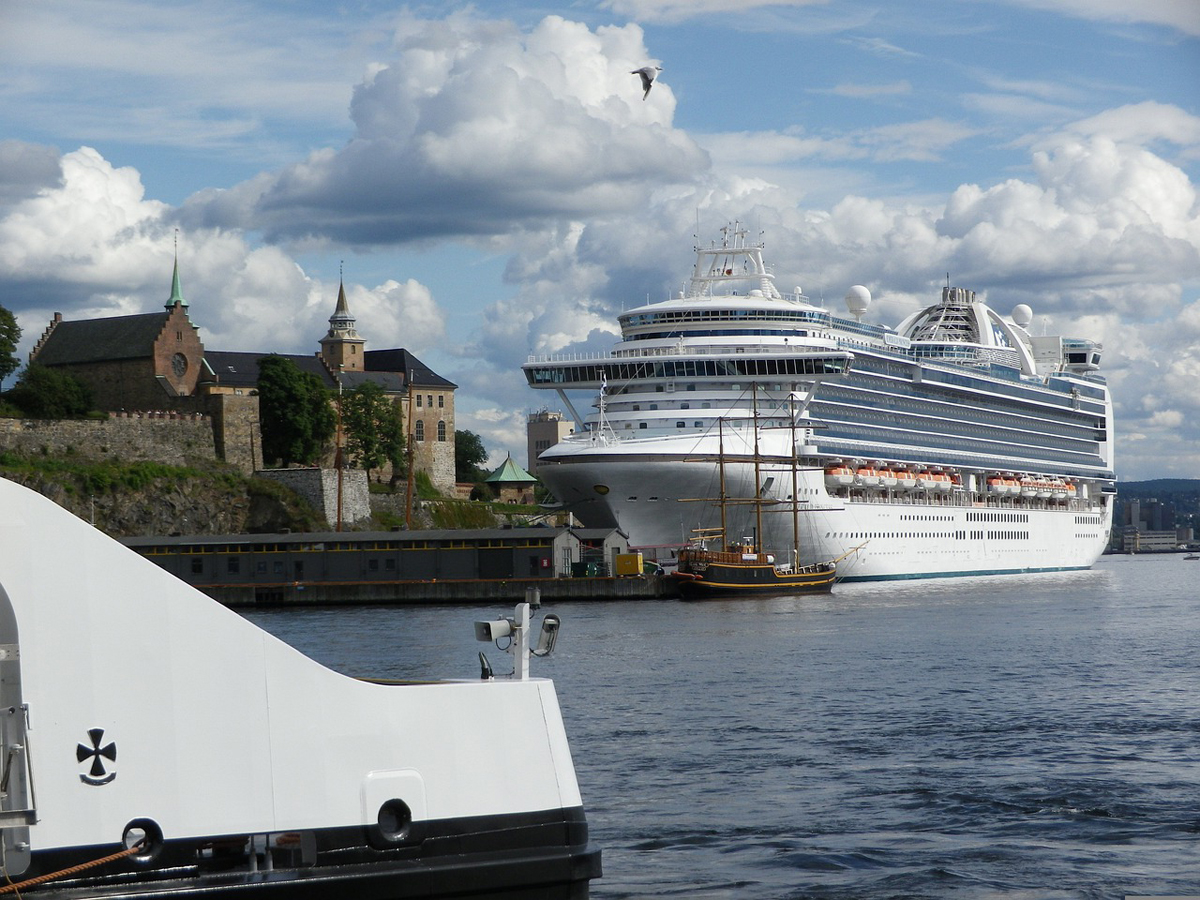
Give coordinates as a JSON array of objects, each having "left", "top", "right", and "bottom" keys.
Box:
[
  {"left": 752, "top": 383, "right": 764, "bottom": 554},
  {"left": 718, "top": 417, "right": 727, "bottom": 546},
  {"left": 789, "top": 388, "right": 800, "bottom": 569}
]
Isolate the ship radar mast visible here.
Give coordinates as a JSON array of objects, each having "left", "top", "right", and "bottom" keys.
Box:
[{"left": 688, "top": 221, "right": 781, "bottom": 299}]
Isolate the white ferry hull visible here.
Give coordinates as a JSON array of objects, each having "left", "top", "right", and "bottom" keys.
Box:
[{"left": 0, "top": 477, "right": 600, "bottom": 898}]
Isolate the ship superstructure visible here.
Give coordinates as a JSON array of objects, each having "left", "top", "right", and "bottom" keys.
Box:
[{"left": 522, "top": 225, "right": 1114, "bottom": 581}]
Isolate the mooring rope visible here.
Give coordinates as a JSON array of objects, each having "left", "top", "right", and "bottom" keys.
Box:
[{"left": 0, "top": 841, "right": 144, "bottom": 895}]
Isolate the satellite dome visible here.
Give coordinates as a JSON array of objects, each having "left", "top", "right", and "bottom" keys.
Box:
[
  {"left": 845, "top": 285, "right": 872, "bottom": 320},
  {"left": 1011, "top": 304, "right": 1033, "bottom": 328}
]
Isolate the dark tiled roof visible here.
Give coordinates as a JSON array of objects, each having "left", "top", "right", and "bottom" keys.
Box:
[
  {"left": 364, "top": 348, "right": 456, "bottom": 388},
  {"left": 34, "top": 313, "right": 171, "bottom": 365},
  {"left": 120, "top": 527, "right": 622, "bottom": 547},
  {"left": 338, "top": 371, "right": 406, "bottom": 393},
  {"left": 201, "top": 351, "right": 336, "bottom": 389}
]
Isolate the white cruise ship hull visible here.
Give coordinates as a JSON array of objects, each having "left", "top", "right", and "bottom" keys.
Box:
[{"left": 539, "top": 444, "right": 1111, "bottom": 581}]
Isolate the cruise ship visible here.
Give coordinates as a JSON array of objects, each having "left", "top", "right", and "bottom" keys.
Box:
[{"left": 522, "top": 225, "right": 1115, "bottom": 581}]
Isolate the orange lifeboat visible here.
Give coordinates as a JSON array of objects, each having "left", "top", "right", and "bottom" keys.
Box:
[
  {"left": 856, "top": 466, "right": 881, "bottom": 487},
  {"left": 824, "top": 464, "right": 855, "bottom": 488},
  {"left": 896, "top": 469, "right": 917, "bottom": 490},
  {"left": 986, "top": 475, "right": 1007, "bottom": 494},
  {"left": 877, "top": 467, "right": 898, "bottom": 488},
  {"left": 928, "top": 472, "right": 952, "bottom": 492}
]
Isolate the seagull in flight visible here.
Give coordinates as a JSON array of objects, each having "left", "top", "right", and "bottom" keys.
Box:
[{"left": 631, "top": 65, "right": 662, "bottom": 100}]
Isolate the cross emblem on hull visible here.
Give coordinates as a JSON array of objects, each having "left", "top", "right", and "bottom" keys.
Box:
[{"left": 77, "top": 728, "right": 117, "bottom": 785}]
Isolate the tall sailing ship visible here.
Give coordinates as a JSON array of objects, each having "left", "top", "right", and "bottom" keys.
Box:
[{"left": 523, "top": 224, "right": 1115, "bottom": 582}]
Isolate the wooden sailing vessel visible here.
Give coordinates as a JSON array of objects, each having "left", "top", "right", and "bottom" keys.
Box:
[{"left": 671, "top": 389, "right": 838, "bottom": 597}]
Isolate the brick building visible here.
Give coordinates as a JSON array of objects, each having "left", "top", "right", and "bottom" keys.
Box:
[{"left": 29, "top": 259, "right": 205, "bottom": 412}]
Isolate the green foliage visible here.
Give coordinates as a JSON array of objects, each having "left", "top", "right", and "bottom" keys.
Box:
[
  {"left": 427, "top": 500, "right": 499, "bottom": 529},
  {"left": 4, "top": 365, "right": 93, "bottom": 418},
  {"left": 414, "top": 469, "right": 441, "bottom": 499},
  {"left": 0, "top": 305, "right": 19, "bottom": 388},
  {"left": 0, "top": 453, "right": 235, "bottom": 495},
  {"left": 455, "top": 429, "right": 489, "bottom": 482},
  {"left": 341, "top": 381, "right": 404, "bottom": 480},
  {"left": 257, "top": 356, "right": 336, "bottom": 466}
]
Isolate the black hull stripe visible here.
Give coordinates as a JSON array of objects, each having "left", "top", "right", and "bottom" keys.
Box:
[{"left": 24, "top": 807, "right": 600, "bottom": 899}]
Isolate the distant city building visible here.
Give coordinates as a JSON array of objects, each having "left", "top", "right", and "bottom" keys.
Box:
[
  {"left": 526, "top": 409, "right": 572, "bottom": 477},
  {"left": 28, "top": 257, "right": 457, "bottom": 490}
]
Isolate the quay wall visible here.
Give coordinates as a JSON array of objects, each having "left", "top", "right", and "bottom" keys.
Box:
[{"left": 202, "top": 576, "right": 679, "bottom": 607}]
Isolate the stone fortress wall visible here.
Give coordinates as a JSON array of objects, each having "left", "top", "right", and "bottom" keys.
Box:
[{"left": 0, "top": 413, "right": 217, "bottom": 466}]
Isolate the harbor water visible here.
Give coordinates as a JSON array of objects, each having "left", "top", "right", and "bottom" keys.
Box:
[{"left": 244, "top": 553, "right": 1200, "bottom": 899}]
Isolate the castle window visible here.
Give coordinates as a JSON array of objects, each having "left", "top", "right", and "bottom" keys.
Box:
[
  {"left": 438, "top": 394, "right": 444, "bottom": 408},
  {"left": 427, "top": 395, "right": 433, "bottom": 408},
  {"left": 415, "top": 421, "right": 425, "bottom": 442},
  {"left": 437, "top": 421, "right": 446, "bottom": 441},
  {"left": 416, "top": 395, "right": 422, "bottom": 408}
]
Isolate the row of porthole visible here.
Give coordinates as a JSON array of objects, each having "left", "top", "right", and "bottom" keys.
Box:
[{"left": 117, "top": 798, "right": 417, "bottom": 869}]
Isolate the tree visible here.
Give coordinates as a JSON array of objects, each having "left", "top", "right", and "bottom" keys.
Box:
[
  {"left": 455, "top": 429, "right": 490, "bottom": 483},
  {"left": 257, "top": 356, "right": 336, "bottom": 466},
  {"left": 4, "top": 364, "right": 93, "bottom": 418},
  {"left": 0, "top": 305, "right": 19, "bottom": 389},
  {"left": 341, "top": 381, "right": 405, "bottom": 482}
]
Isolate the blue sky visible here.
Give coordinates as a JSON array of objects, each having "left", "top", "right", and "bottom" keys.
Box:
[{"left": 1, "top": 0, "right": 1197, "bottom": 479}]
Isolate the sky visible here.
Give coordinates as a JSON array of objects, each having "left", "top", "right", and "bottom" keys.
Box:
[{"left": 1, "top": 0, "right": 1197, "bottom": 481}]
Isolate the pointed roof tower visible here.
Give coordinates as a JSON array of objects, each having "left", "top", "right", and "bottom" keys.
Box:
[
  {"left": 326, "top": 279, "right": 358, "bottom": 339},
  {"left": 319, "top": 268, "right": 366, "bottom": 373},
  {"left": 165, "top": 234, "right": 187, "bottom": 309}
]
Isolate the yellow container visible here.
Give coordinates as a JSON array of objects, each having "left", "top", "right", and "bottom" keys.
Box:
[{"left": 613, "top": 552, "right": 644, "bottom": 576}]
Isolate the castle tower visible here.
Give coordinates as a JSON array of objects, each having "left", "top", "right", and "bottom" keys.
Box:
[{"left": 318, "top": 279, "right": 365, "bottom": 373}]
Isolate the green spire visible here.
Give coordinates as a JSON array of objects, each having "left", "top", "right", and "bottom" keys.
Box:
[{"left": 166, "top": 233, "right": 187, "bottom": 309}]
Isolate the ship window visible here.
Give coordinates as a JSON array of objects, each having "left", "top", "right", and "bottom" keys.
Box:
[
  {"left": 681, "top": 403, "right": 689, "bottom": 409},
  {"left": 191, "top": 557, "right": 203, "bottom": 574},
  {"left": 676, "top": 421, "right": 685, "bottom": 428},
  {"left": 639, "top": 423, "right": 648, "bottom": 429}
]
